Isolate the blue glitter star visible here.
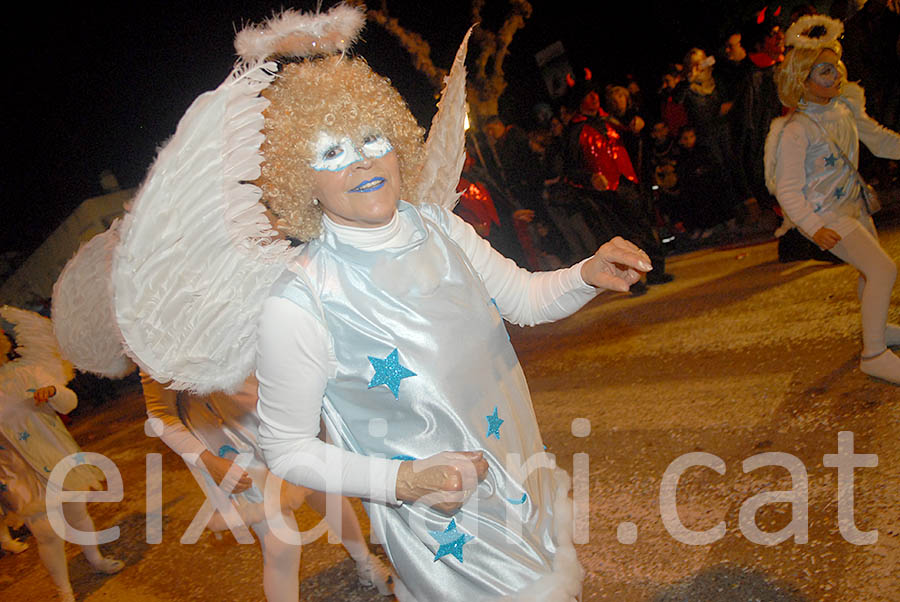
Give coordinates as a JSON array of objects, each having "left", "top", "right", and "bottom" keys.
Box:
[
  {"left": 485, "top": 406, "right": 504, "bottom": 440},
  {"left": 218, "top": 445, "right": 239, "bottom": 458},
  {"left": 824, "top": 153, "right": 837, "bottom": 167},
  {"left": 73, "top": 452, "right": 87, "bottom": 465},
  {"left": 18, "top": 431, "right": 30, "bottom": 442},
  {"left": 43, "top": 466, "right": 52, "bottom": 473},
  {"left": 367, "top": 348, "right": 416, "bottom": 399},
  {"left": 835, "top": 186, "right": 845, "bottom": 199},
  {"left": 429, "top": 519, "right": 474, "bottom": 563}
]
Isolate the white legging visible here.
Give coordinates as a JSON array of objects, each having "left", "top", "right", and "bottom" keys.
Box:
[
  {"left": 244, "top": 491, "right": 372, "bottom": 602},
  {"left": 827, "top": 217, "right": 898, "bottom": 356},
  {"left": 24, "top": 502, "right": 110, "bottom": 597}
]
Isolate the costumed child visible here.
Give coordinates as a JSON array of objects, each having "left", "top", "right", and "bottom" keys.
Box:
[
  {"left": 141, "top": 373, "right": 392, "bottom": 601},
  {"left": 765, "top": 15, "right": 900, "bottom": 384},
  {"left": 105, "top": 5, "right": 652, "bottom": 601},
  {"left": 0, "top": 307, "right": 122, "bottom": 602},
  {"left": 50, "top": 220, "right": 391, "bottom": 601}
]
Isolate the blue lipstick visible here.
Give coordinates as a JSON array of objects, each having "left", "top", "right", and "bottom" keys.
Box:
[{"left": 350, "top": 177, "right": 386, "bottom": 193}]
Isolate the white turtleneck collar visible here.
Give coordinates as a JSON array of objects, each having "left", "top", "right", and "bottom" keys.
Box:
[{"left": 321, "top": 207, "right": 418, "bottom": 251}]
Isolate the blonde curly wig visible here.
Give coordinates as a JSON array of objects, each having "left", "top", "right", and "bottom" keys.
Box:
[
  {"left": 774, "top": 42, "right": 846, "bottom": 109},
  {"left": 257, "top": 56, "right": 426, "bottom": 241}
]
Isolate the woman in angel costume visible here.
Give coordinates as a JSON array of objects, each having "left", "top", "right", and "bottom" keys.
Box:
[
  {"left": 107, "top": 5, "right": 652, "bottom": 601},
  {"left": 765, "top": 15, "right": 900, "bottom": 384},
  {"left": 52, "top": 225, "right": 391, "bottom": 601},
  {"left": 0, "top": 307, "right": 122, "bottom": 602}
]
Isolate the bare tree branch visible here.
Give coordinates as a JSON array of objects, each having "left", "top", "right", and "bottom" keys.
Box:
[{"left": 357, "top": 0, "right": 532, "bottom": 122}]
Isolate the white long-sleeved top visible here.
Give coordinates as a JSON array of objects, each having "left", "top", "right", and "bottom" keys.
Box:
[
  {"left": 256, "top": 205, "right": 600, "bottom": 505},
  {"left": 0, "top": 363, "right": 78, "bottom": 419},
  {"left": 773, "top": 84, "right": 900, "bottom": 238}
]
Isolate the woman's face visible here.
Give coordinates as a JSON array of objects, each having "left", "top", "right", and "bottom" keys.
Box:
[
  {"left": 610, "top": 89, "right": 629, "bottom": 115},
  {"left": 804, "top": 49, "right": 843, "bottom": 104},
  {"left": 310, "top": 132, "right": 402, "bottom": 229}
]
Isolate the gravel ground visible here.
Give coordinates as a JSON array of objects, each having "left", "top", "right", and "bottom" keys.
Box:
[{"left": 2, "top": 208, "right": 898, "bottom": 601}]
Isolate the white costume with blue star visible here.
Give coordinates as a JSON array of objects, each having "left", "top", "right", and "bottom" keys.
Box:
[
  {"left": 768, "top": 83, "right": 900, "bottom": 238},
  {"left": 0, "top": 364, "right": 102, "bottom": 518},
  {"left": 257, "top": 202, "right": 596, "bottom": 601}
]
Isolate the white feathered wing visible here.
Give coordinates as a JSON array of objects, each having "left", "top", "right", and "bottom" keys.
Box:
[
  {"left": 416, "top": 27, "right": 473, "bottom": 209},
  {"left": 112, "top": 60, "right": 300, "bottom": 394},
  {"left": 52, "top": 220, "right": 136, "bottom": 379},
  {"left": 0, "top": 306, "right": 75, "bottom": 385}
]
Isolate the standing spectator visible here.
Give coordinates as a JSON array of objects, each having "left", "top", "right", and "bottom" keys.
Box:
[
  {"left": 482, "top": 115, "right": 549, "bottom": 269},
  {"left": 604, "top": 85, "right": 646, "bottom": 178},
  {"left": 676, "top": 48, "right": 741, "bottom": 227},
  {"left": 676, "top": 126, "right": 728, "bottom": 238},
  {"left": 657, "top": 64, "right": 688, "bottom": 137},
  {"left": 463, "top": 133, "right": 528, "bottom": 266},
  {"left": 562, "top": 86, "right": 672, "bottom": 287},
  {"left": 646, "top": 121, "right": 682, "bottom": 229},
  {"left": 842, "top": 0, "right": 900, "bottom": 181},
  {"left": 731, "top": 16, "right": 786, "bottom": 222},
  {"left": 717, "top": 31, "right": 752, "bottom": 106}
]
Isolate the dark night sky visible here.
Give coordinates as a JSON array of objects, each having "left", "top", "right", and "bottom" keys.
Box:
[{"left": 4, "top": 0, "right": 782, "bottom": 263}]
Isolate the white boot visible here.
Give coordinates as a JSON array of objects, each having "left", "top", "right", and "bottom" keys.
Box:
[
  {"left": 860, "top": 349, "right": 900, "bottom": 384},
  {"left": 356, "top": 553, "right": 392, "bottom": 596}
]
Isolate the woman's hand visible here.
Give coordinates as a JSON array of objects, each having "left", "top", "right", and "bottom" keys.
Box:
[
  {"left": 33, "top": 386, "right": 57, "bottom": 405},
  {"left": 581, "top": 237, "right": 652, "bottom": 292},
  {"left": 395, "top": 451, "right": 489, "bottom": 515},
  {"left": 812, "top": 227, "right": 841, "bottom": 250},
  {"left": 200, "top": 450, "right": 253, "bottom": 494}
]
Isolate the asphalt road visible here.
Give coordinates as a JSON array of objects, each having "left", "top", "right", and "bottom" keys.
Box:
[{"left": 2, "top": 211, "right": 898, "bottom": 601}]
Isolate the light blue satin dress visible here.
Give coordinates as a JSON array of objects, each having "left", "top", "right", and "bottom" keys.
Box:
[{"left": 272, "top": 202, "right": 578, "bottom": 601}]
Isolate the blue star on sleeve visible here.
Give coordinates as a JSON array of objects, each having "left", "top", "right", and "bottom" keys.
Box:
[
  {"left": 18, "top": 431, "right": 30, "bottom": 442},
  {"left": 485, "top": 406, "right": 504, "bottom": 440},
  {"left": 835, "top": 186, "right": 845, "bottom": 199},
  {"left": 368, "top": 348, "right": 416, "bottom": 399},
  {"left": 824, "top": 153, "right": 837, "bottom": 167},
  {"left": 429, "top": 518, "right": 474, "bottom": 562}
]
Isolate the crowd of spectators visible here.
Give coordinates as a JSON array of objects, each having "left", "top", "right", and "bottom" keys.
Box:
[{"left": 455, "top": 1, "right": 900, "bottom": 279}]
